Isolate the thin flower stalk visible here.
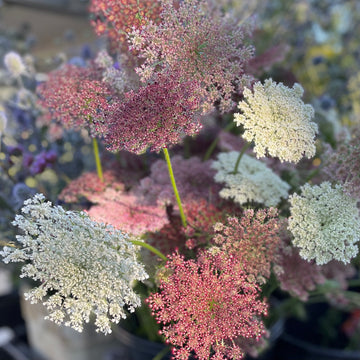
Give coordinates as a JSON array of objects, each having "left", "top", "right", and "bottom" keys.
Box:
[
  {"left": 163, "top": 147, "right": 187, "bottom": 227},
  {"left": 92, "top": 137, "right": 104, "bottom": 182}
]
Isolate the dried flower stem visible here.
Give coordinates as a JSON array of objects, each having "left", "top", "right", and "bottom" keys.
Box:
[
  {"left": 163, "top": 147, "right": 187, "bottom": 227},
  {"left": 92, "top": 137, "right": 103, "bottom": 182}
]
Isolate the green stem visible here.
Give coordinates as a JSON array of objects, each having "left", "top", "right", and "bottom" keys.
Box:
[
  {"left": 203, "top": 121, "right": 236, "bottom": 161},
  {"left": 232, "top": 141, "right": 251, "bottom": 174},
  {"left": 92, "top": 138, "right": 104, "bottom": 182},
  {"left": 130, "top": 239, "right": 167, "bottom": 261},
  {"left": 163, "top": 147, "right": 187, "bottom": 227}
]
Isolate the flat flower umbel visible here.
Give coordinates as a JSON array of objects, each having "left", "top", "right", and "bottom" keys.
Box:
[
  {"left": 0, "top": 194, "right": 149, "bottom": 334},
  {"left": 104, "top": 71, "right": 203, "bottom": 154},
  {"left": 147, "top": 252, "right": 267, "bottom": 360}
]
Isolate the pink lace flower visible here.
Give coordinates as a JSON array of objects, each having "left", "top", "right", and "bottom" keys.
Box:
[
  {"left": 322, "top": 125, "right": 360, "bottom": 199},
  {"left": 275, "top": 240, "right": 325, "bottom": 301},
  {"left": 130, "top": 0, "right": 254, "bottom": 113},
  {"left": 89, "top": 0, "right": 162, "bottom": 46},
  {"left": 147, "top": 252, "right": 267, "bottom": 360},
  {"left": 59, "top": 169, "right": 168, "bottom": 237},
  {"left": 212, "top": 208, "right": 282, "bottom": 283},
  {"left": 183, "top": 199, "right": 241, "bottom": 250},
  {"left": 103, "top": 72, "right": 202, "bottom": 154},
  {"left": 37, "top": 63, "right": 115, "bottom": 134},
  {"left": 87, "top": 188, "right": 168, "bottom": 236},
  {"left": 58, "top": 171, "right": 116, "bottom": 203}
]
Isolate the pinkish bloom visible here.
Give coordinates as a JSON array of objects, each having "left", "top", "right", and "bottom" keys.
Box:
[
  {"left": 87, "top": 188, "right": 168, "bottom": 236},
  {"left": 59, "top": 168, "right": 168, "bottom": 236},
  {"left": 147, "top": 251, "right": 267, "bottom": 360},
  {"left": 322, "top": 125, "right": 360, "bottom": 199},
  {"left": 275, "top": 237, "right": 325, "bottom": 301},
  {"left": 321, "top": 260, "right": 356, "bottom": 290},
  {"left": 103, "top": 72, "right": 202, "bottom": 154},
  {"left": 58, "top": 170, "right": 120, "bottom": 204},
  {"left": 212, "top": 208, "right": 282, "bottom": 283},
  {"left": 37, "top": 63, "right": 115, "bottom": 135},
  {"left": 135, "top": 155, "right": 221, "bottom": 206},
  {"left": 89, "top": 0, "right": 162, "bottom": 47},
  {"left": 183, "top": 199, "right": 241, "bottom": 250},
  {"left": 130, "top": 0, "right": 254, "bottom": 113}
]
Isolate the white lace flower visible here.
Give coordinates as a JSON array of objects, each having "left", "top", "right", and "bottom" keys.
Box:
[
  {"left": 234, "top": 79, "right": 318, "bottom": 163},
  {"left": 0, "top": 194, "right": 148, "bottom": 334},
  {"left": 211, "top": 151, "right": 290, "bottom": 206},
  {"left": 288, "top": 182, "right": 360, "bottom": 265}
]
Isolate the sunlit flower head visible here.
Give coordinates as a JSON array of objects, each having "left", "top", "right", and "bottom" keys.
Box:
[{"left": 90, "top": 0, "right": 162, "bottom": 46}]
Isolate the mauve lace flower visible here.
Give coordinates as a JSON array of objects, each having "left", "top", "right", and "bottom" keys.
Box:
[
  {"left": 90, "top": 0, "right": 162, "bottom": 46},
  {"left": 87, "top": 187, "right": 168, "bottom": 236},
  {"left": 147, "top": 251, "right": 267, "bottom": 360},
  {"left": 136, "top": 155, "right": 221, "bottom": 206},
  {"left": 322, "top": 125, "right": 360, "bottom": 199},
  {"left": 130, "top": 0, "right": 254, "bottom": 113},
  {"left": 275, "top": 232, "right": 325, "bottom": 301},
  {"left": 103, "top": 72, "right": 203, "bottom": 154},
  {"left": 37, "top": 62, "right": 115, "bottom": 135},
  {"left": 212, "top": 208, "right": 282, "bottom": 284}
]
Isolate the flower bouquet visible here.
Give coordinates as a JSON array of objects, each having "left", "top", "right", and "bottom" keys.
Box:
[{"left": 1, "top": 0, "right": 360, "bottom": 359}]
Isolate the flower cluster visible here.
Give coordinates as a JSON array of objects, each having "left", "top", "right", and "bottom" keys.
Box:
[
  {"left": 90, "top": 0, "right": 162, "bottom": 46},
  {"left": 136, "top": 155, "right": 220, "bottom": 206},
  {"left": 130, "top": 0, "right": 254, "bottom": 113},
  {"left": 212, "top": 208, "right": 282, "bottom": 283},
  {"left": 147, "top": 251, "right": 267, "bottom": 360},
  {"left": 37, "top": 62, "right": 115, "bottom": 134},
  {"left": 103, "top": 71, "right": 203, "bottom": 154},
  {"left": 0, "top": 194, "right": 148, "bottom": 334},
  {"left": 234, "top": 79, "right": 318, "bottom": 163},
  {"left": 3, "top": 0, "right": 360, "bottom": 358},
  {"left": 323, "top": 125, "right": 360, "bottom": 199},
  {"left": 275, "top": 231, "right": 326, "bottom": 301},
  {"left": 212, "top": 152, "right": 290, "bottom": 207},
  {"left": 288, "top": 182, "right": 360, "bottom": 265}
]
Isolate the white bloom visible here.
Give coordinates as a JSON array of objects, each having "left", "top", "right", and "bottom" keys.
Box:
[
  {"left": 234, "top": 79, "right": 318, "bottom": 163},
  {"left": 0, "top": 194, "right": 148, "bottom": 334},
  {"left": 3, "top": 51, "right": 26, "bottom": 77},
  {"left": 211, "top": 151, "right": 290, "bottom": 207},
  {"left": 288, "top": 182, "right": 360, "bottom": 265}
]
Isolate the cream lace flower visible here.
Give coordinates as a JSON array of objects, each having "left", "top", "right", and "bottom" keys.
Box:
[
  {"left": 1, "top": 194, "right": 148, "bottom": 334},
  {"left": 288, "top": 182, "right": 360, "bottom": 265},
  {"left": 212, "top": 151, "right": 290, "bottom": 206},
  {"left": 234, "top": 79, "right": 318, "bottom": 163}
]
